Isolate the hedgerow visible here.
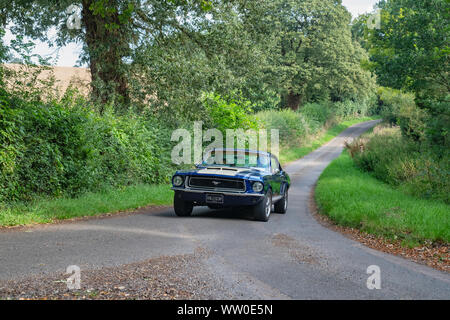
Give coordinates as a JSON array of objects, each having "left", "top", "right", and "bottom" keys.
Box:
[
  {"left": 346, "top": 125, "right": 449, "bottom": 204},
  {"left": 0, "top": 88, "right": 173, "bottom": 202},
  {"left": 255, "top": 99, "right": 376, "bottom": 147}
]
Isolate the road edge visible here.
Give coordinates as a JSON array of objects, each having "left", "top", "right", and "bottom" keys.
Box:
[
  {"left": 309, "top": 184, "right": 449, "bottom": 273},
  {"left": 0, "top": 205, "right": 172, "bottom": 233}
]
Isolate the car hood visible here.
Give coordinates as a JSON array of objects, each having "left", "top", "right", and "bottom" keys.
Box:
[{"left": 177, "top": 166, "right": 267, "bottom": 180}]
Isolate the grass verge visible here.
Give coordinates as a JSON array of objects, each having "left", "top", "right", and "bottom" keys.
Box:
[
  {"left": 0, "top": 116, "right": 378, "bottom": 227},
  {"left": 315, "top": 152, "right": 449, "bottom": 246},
  {"left": 279, "top": 116, "right": 379, "bottom": 164},
  {"left": 0, "top": 184, "right": 172, "bottom": 227}
]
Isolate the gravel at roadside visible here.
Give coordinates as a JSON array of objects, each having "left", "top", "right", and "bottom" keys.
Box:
[{"left": 0, "top": 248, "right": 232, "bottom": 300}]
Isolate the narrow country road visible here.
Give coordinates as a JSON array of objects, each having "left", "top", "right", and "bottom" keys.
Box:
[{"left": 1, "top": 120, "right": 449, "bottom": 299}]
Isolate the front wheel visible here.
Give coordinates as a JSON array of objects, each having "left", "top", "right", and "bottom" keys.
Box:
[
  {"left": 274, "top": 186, "right": 288, "bottom": 214},
  {"left": 253, "top": 190, "right": 272, "bottom": 222},
  {"left": 174, "top": 192, "right": 193, "bottom": 217}
]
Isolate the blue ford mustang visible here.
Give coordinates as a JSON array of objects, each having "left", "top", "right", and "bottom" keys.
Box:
[{"left": 171, "top": 148, "right": 290, "bottom": 221}]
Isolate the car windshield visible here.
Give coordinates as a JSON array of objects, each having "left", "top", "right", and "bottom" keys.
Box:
[{"left": 203, "top": 150, "right": 270, "bottom": 170}]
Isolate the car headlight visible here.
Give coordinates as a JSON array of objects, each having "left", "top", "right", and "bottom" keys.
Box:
[
  {"left": 252, "top": 181, "right": 264, "bottom": 192},
  {"left": 172, "top": 175, "right": 184, "bottom": 187}
]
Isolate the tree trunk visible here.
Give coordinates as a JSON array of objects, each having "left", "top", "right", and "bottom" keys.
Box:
[
  {"left": 286, "top": 91, "right": 301, "bottom": 111},
  {"left": 82, "top": 0, "right": 130, "bottom": 111}
]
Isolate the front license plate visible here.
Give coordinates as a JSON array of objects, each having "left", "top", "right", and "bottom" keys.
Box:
[{"left": 206, "top": 194, "right": 224, "bottom": 204}]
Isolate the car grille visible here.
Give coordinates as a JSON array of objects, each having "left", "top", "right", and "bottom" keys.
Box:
[{"left": 188, "top": 176, "right": 245, "bottom": 192}]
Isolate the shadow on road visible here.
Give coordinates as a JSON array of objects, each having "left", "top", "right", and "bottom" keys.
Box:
[{"left": 151, "top": 206, "right": 256, "bottom": 221}]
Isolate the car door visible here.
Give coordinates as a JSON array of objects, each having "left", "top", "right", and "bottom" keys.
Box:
[
  {"left": 270, "top": 155, "right": 282, "bottom": 196},
  {"left": 278, "top": 162, "right": 289, "bottom": 195}
]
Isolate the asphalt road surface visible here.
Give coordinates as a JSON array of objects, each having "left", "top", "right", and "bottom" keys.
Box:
[{"left": 1, "top": 120, "right": 449, "bottom": 299}]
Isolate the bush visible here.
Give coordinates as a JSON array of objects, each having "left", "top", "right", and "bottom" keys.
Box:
[
  {"left": 377, "top": 87, "right": 428, "bottom": 141},
  {"left": 299, "top": 102, "right": 333, "bottom": 126},
  {"left": 0, "top": 88, "right": 173, "bottom": 202},
  {"left": 256, "top": 99, "right": 379, "bottom": 147},
  {"left": 202, "top": 92, "right": 258, "bottom": 132},
  {"left": 333, "top": 99, "right": 377, "bottom": 119},
  {"left": 422, "top": 98, "right": 450, "bottom": 153},
  {"left": 350, "top": 127, "right": 420, "bottom": 185},
  {"left": 348, "top": 89, "right": 448, "bottom": 203},
  {"left": 255, "top": 109, "right": 310, "bottom": 146},
  {"left": 346, "top": 125, "right": 449, "bottom": 203},
  {"left": 316, "top": 151, "right": 449, "bottom": 244}
]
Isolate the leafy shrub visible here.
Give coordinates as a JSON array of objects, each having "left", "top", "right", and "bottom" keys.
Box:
[
  {"left": 377, "top": 87, "right": 427, "bottom": 141},
  {"left": 0, "top": 88, "right": 173, "bottom": 202},
  {"left": 202, "top": 92, "right": 258, "bottom": 132},
  {"left": 255, "top": 109, "right": 310, "bottom": 146},
  {"left": 421, "top": 98, "right": 450, "bottom": 153},
  {"left": 350, "top": 127, "right": 420, "bottom": 185},
  {"left": 299, "top": 102, "right": 333, "bottom": 126},
  {"left": 377, "top": 87, "right": 408, "bottom": 123},
  {"left": 333, "top": 99, "right": 376, "bottom": 119},
  {"left": 256, "top": 99, "right": 378, "bottom": 147},
  {"left": 346, "top": 125, "right": 449, "bottom": 203},
  {"left": 246, "top": 89, "right": 281, "bottom": 113}
]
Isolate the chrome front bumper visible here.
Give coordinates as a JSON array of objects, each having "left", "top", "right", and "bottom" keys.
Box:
[{"left": 171, "top": 187, "right": 265, "bottom": 197}]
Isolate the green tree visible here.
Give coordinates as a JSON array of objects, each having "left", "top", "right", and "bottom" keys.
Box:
[
  {"left": 366, "top": 0, "right": 449, "bottom": 147},
  {"left": 130, "top": 0, "right": 278, "bottom": 119},
  {"left": 351, "top": 13, "right": 372, "bottom": 50},
  {"left": 1, "top": 0, "right": 376, "bottom": 115},
  {"left": 269, "top": 0, "right": 375, "bottom": 110},
  {"left": 367, "top": 0, "right": 449, "bottom": 99},
  {"left": 0, "top": 28, "right": 8, "bottom": 85},
  {"left": 0, "top": 0, "right": 213, "bottom": 112}
]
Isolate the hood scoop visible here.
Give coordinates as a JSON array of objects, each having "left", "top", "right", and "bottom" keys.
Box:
[
  {"left": 205, "top": 167, "right": 238, "bottom": 171},
  {"left": 198, "top": 166, "right": 242, "bottom": 176}
]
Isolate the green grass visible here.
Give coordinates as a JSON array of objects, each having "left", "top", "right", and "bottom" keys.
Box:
[
  {"left": 0, "top": 184, "right": 172, "bottom": 227},
  {"left": 279, "top": 116, "right": 379, "bottom": 164},
  {"left": 315, "top": 152, "right": 450, "bottom": 246}
]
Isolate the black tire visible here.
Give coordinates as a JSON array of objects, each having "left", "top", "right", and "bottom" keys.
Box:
[
  {"left": 274, "top": 186, "right": 288, "bottom": 214},
  {"left": 253, "top": 189, "right": 272, "bottom": 222},
  {"left": 173, "top": 192, "right": 193, "bottom": 217}
]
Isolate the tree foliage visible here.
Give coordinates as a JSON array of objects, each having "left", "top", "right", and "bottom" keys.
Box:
[
  {"left": 267, "top": 0, "right": 376, "bottom": 110},
  {"left": 0, "top": 0, "right": 214, "bottom": 111},
  {"left": 1, "top": 0, "right": 376, "bottom": 115},
  {"left": 360, "top": 0, "right": 449, "bottom": 148},
  {"left": 366, "top": 0, "right": 449, "bottom": 99},
  {"left": 0, "top": 87, "right": 174, "bottom": 202}
]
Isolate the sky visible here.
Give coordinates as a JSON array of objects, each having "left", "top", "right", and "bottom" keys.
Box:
[
  {"left": 3, "top": 0, "right": 379, "bottom": 67},
  {"left": 342, "top": 0, "right": 379, "bottom": 17}
]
